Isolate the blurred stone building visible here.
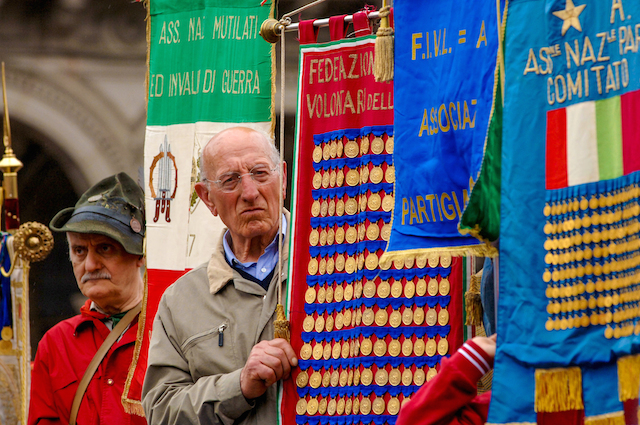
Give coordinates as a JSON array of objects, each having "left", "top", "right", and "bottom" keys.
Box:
[{"left": 0, "top": 0, "right": 380, "bottom": 355}]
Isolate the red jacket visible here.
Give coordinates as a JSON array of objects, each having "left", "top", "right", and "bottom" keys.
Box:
[
  {"left": 28, "top": 300, "right": 146, "bottom": 425},
  {"left": 396, "top": 340, "right": 493, "bottom": 425}
]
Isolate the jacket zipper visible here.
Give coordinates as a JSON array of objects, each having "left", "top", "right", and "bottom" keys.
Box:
[
  {"left": 181, "top": 321, "right": 228, "bottom": 352},
  {"left": 218, "top": 323, "right": 227, "bottom": 347}
]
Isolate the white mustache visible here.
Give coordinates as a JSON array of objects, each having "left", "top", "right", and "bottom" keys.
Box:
[{"left": 81, "top": 271, "right": 112, "bottom": 283}]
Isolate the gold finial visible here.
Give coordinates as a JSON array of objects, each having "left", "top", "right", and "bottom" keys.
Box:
[{"left": 0, "top": 62, "right": 22, "bottom": 176}]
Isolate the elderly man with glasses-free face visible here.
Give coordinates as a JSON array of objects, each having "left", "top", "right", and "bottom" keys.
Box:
[{"left": 142, "top": 127, "right": 298, "bottom": 425}]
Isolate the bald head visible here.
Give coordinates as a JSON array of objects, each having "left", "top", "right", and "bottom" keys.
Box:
[{"left": 200, "top": 127, "right": 280, "bottom": 182}]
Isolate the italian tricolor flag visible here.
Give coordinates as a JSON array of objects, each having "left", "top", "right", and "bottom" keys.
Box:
[{"left": 546, "top": 89, "right": 640, "bottom": 190}]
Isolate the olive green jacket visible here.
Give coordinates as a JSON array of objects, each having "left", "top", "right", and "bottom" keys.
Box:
[{"left": 142, "top": 219, "right": 289, "bottom": 425}]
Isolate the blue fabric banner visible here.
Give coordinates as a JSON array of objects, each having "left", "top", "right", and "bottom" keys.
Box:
[
  {"left": 384, "top": 0, "right": 500, "bottom": 258},
  {"left": 490, "top": 0, "right": 640, "bottom": 423}
]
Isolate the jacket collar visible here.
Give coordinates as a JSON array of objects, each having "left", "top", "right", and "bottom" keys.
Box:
[{"left": 207, "top": 210, "right": 290, "bottom": 295}]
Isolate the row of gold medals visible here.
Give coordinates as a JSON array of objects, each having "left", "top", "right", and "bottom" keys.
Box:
[
  {"left": 297, "top": 133, "right": 453, "bottom": 419},
  {"left": 542, "top": 184, "right": 640, "bottom": 338}
]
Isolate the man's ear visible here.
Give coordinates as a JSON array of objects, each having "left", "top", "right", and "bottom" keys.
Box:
[
  {"left": 194, "top": 182, "right": 218, "bottom": 216},
  {"left": 281, "top": 161, "right": 288, "bottom": 199}
]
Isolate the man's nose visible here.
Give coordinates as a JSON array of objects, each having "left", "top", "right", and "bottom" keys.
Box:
[
  {"left": 84, "top": 249, "right": 102, "bottom": 271},
  {"left": 239, "top": 175, "right": 259, "bottom": 199}
]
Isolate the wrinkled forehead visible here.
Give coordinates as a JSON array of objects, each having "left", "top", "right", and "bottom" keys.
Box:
[
  {"left": 66, "top": 231, "right": 121, "bottom": 247},
  {"left": 208, "top": 130, "right": 273, "bottom": 171}
]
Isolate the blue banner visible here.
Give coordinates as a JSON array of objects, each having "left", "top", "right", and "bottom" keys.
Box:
[
  {"left": 490, "top": 0, "right": 640, "bottom": 423},
  {"left": 384, "top": 0, "right": 500, "bottom": 258}
]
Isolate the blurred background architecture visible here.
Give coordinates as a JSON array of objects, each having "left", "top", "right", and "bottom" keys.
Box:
[{"left": 0, "top": 0, "right": 382, "bottom": 356}]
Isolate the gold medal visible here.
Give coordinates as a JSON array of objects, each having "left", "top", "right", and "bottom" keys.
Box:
[
  {"left": 308, "top": 397, "right": 320, "bottom": 415},
  {"left": 404, "top": 256, "right": 415, "bottom": 269},
  {"left": 402, "top": 308, "right": 414, "bottom": 326},
  {"left": 404, "top": 280, "right": 416, "bottom": 298},
  {"left": 336, "top": 199, "right": 345, "bottom": 217},
  {"left": 325, "top": 286, "right": 334, "bottom": 303},
  {"left": 358, "top": 224, "right": 366, "bottom": 243},
  {"left": 340, "top": 369, "right": 349, "bottom": 387},
  {"left": 335, "top": 227, "right": 345, "bottom": 245},
  {"left": 391, "top": 280, "right": 403, "bottom": 298},
  {"left": 326, "top": 257, "right": 335, "bottom": 274},
  {"left": 345, "top": 140, "right": 359, "bottom": 158},
  {"left": 346, "top": 226, "right": 358, "bottom": 243},
  {"left": 337, "top": 397, "right": 346, "bottom": 415},
  {"left": 416, "top": 278, "right": 427, "bottom": 296},
  {"left": 360, "top": 165, "right": 370, "bottom": 184},
  {"left": 296, "top": 398, "right": 308, "bottom": 415},
  {"left": 335, "top": 313, "right": 344, "bottom": 330},
  {"left": 323, "top": 143, "right": 331, "bottom": 161},
  {"left": 373, "top": 397, "right": 386, "bottom": 415},
  {"left": 343, "top": 309, "right": 352, "bottom": 327},
  {"left": 364, "top": 280, "right": 376, "bottom": 298},
  {"left": 325, "top": 315, "right": 334, "bottom": 332},
  {"left": 423, "top": 278, "right": 437, "bottom": 295},
  {"left": 332, "top": 342, "right": 341, "bottom": 359},
  {"left": 413, "top": 368, "right": 426, "bottom": 386},
  {"left": 330, "top": 140, "right": 338, "bottom": 158},
  {"left": 344, "top": 284, "right": 354, "bottom": 301},
  {"left": 336, "top": 168, "right": 345, "bottom": 187},
  {"left": 368, "top": 193, "right": 382, "bottom": 211},
  {"left": 328, "top": 201, "right": 336, "bottom": 217},
  {"left": 356, "top": 309, "right": 363, "bottom": 326},
  {"left": 346, "top": 169, "right": 360, "bottom": 186},
  {"left": 308, "top": 258, "right": 319, "bottom": 275},
  {"left": 426, "top": 308, "right": 437, "bottom": 326},
  {"left": 365, "top": 253, "right": 379, "bottom": 270},
  {"left": 402, "top": 338, "right": 413, "bottom": 356},
  {"left": 353, "top": 397, "right": 361, "bottom": 415},
  {"left": 437, "top": 338, "right": 449, "bottom": 355},
  {"left": 297, "top": 370, "right": 309, "bottom": 388},
  {"left": 309, "top": 229, "right": 319, "bottom": 246},
  {"left": 374, "top": 339, "right": 387, "bottom": 356},
  {"left": 345, "top": 398, "right": 353, "bottom": 415},
  {"left": 313, "top": 145, "right": 323, "bottom": 163},
  {"left": 426, "top": 339, "right": 437, "bottom": 356},
  {"left": 377, "top": 280, "right": 391, "bottom": 298},
  {"left": 360, "top": 194, "right": 368, "bottom": 212},
  {"left": 342, "top": 340, "right": 350, "bottom": 358},
  {"left": 371, "top": 136, "right": 385, "bottom": 154},
  {"left": 330, "top": 370, "right": 340, "bottom": 387},
  {"left": 334, "top": 285, "right": 344, "bottom": 302},
  {"left": 388, "top": 397, "right": 401, "bottom": 415},
  {"left": 382, "top": 194, "right": 394, "bottom": 212},
  {"left": 310, "top": 371, "right": 322, "bottom": 388},
  {"left": 322, "top": 170, "right": 330, "bottom": 188},
  {"left": 393, "top": 258, "right": 404, "bottom": 270},
  {"left": 319, "top": 229, "right": 328, "bottom": 247},
  {"left": 438, "top": 309, "right": 450, "bottom": 325},
  {"left": 311, "top": 200, "right": 321, "bottom": 217},
  {"left": 345, "top": 256, "right": 357, "bottom": 274},
  {"left": 440, "top": 253, "right": 452, "bottom": 268},
  {"left": 323, "top": 343, "right": 332, "bottom": 360},
  {"left": 401, "top": 369, "right": 413, "bottom": 386},
  {"left": 336, "top": 139, "right": 344, "bottom": 157},
  {"left": 386, "top": 136, "right": 394, "bottom": 153},
  {"left": 389, "top": 368, "right": 402, "bottom": 386},
  {"left": 360, "top": 397, "right": 372, "bottom": 415},
  {"left": 381, "top": 223, "right": 392, "bottom": 241},
  {"left": 361, "top": 368, "right": 374, "bottom": 386},
  {"left": 321, "top": 200, "right": 328, "bottom": 217},
  {"left": 389, "top": 338, "right": 401, "bottom": 356},
  {"left": 354, "top": 280, "right": 363, "bottom": 299},
  {"left": 428, "top": 253, "right": 440, "bottom": 268},
  {"left": 375, "top": 308, "right": 389, "bottom": 326},
  {"left": 317, "top": 286, "right": 326, "bottom": 303},
  {"left": 427, "top": 368, "right": 438, "bottom": 381},
  {"left": 385, "top": 165, "right": 395, "bottom": 183},
  {"left": 363, "top": 308, "right": 375, "bottom": 326},
  {"left": 360, "top": 135, "right": 370, "bottom": 155},
  {"left": 416, "top": 254, "right": 428, "bottom": 269},
  {"left": 315, "top": 315, "right": 325, "bottom": 333},
  {"left": 389, "top": 310, "right": 402, "bottom": 328},
  {"left": 439, "top": 278, "right": 451, "bottom": 295},
  {"left": 354, "top": 368, "right": 361, "bottom": 386},
  {"left": 414, "top": 307, "right": 425, "bottom": 325},
  {"left": 413, "top": 338, "right": 426, "bottom": 356},
  {"left": 303, "top": 315, "right": 315, "bottom": 332},
  {"left": 370, "top": 166, "right": 384, "bottom": 183},
  {"left": 300, "top": 343, "right": 313, "bottom": 360},
  {"left": 313, "top": 172, "right": 322, "bottom": 189},
  {"left": 375, "top": 368, "right": 389, "bottom": 386},
  {"left": 366, "top": 222, "right": 380, "bottom": 240},
  {"left": 318, "top": 258, "right": 327, "bottom": 275},
  {"left": 329, "top": 169, "right": 337, "bottom": 188}
]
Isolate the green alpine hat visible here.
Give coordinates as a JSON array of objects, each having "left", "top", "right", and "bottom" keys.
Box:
[{"left": 50, "top": 172, "right": 145, "bottom": 255}]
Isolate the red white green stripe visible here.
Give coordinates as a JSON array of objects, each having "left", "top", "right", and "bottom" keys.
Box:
[{"left": 546, "top": 89, "right": 640, "bottom": 190}]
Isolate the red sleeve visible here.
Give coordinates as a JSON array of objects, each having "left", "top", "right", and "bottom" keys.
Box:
[
  {"left": 28, "top": 333, "right": 63, "bottom": 425},
  {"left": 395, "top": 341, "right": 493, "bottom": 425}
]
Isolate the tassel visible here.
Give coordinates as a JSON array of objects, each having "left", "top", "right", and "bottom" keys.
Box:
[
  {"left": 617, "top": 354, "right": 640, "bottom": 401},
  {"left": 274, "top": 303, "right": 290, "bottom": 342},
  {"left": 535, "top": 367, "right": 584, "bottom": 413},
  {"left": 464, "top": 270, "right": 483, "bottom": 326},
  {"left": 122, "top": 401, "right": 146, "bottom": 417},
  {"left": 374, "top": 3, "right": 394, "bottom": 82},
  {"left": 583, "top": 412, "right": 626, "bottom": 425}
]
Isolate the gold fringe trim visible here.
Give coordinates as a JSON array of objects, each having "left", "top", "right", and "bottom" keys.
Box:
[
  {"left": 465, "top": 270, "right": 484, "bottom": 326},
  {"left": 458, "top": 225, "right": 500, "bottom": 257},
  {"left": 584, "top": 411, "right": 626, "bottom": 425},
  {"left": 379, "top": 244, "right": 495, "bottom": 268},
  {"left": 373, "top": 4, "right": 393, "bottom": 82},
  {"left": 122, "top": 399, "right": 145, "bottom": 417},
  {"left": 617, "top": 354, "right": 640, "bottom": 401},
  {"left": 274, "top": 304, "right": 290, "bottom": 342},
  {"left": 535, "top": 367, "right": 584, "bottom": 413}
]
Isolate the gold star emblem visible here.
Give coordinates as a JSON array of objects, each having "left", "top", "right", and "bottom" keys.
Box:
[{"left": 552, "top": 0, "right": 586, "bottom": 36}]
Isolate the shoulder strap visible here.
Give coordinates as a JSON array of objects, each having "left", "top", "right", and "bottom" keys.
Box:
[{"left": 68, "top": 303, "right": 141, "bottom": 425}]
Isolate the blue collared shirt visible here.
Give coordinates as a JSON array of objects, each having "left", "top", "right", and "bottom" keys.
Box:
[{"left": 223, "top": 214, "right": 287, "bottom": 281}]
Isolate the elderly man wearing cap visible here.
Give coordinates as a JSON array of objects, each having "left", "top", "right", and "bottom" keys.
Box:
[{"left": 28, "top": 172, "right": 147, "bottom": 425}]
